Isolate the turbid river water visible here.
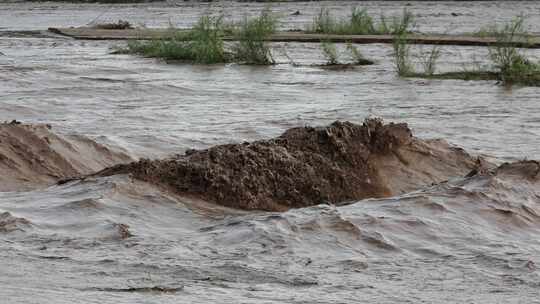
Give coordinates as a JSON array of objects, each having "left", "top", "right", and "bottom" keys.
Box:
[{"left": 1, "top": 1, "right": 540, "bottom": 303}]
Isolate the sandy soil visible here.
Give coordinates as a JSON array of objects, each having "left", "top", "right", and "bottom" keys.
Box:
[{"left": 0, "top": 121, "right": 133, "bottom": 191}]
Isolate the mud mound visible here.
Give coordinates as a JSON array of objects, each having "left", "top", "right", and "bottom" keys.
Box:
[
  {"left": 0, "top": 122, "right": 133, "bottom": 191},
  {"left": 97, "top": 119, "right": 482, "bottom": 211}
]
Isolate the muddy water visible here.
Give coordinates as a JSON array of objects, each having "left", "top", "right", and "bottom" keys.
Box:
[{"left": 1, "top": 1, "right": 540, "bottom": 303}]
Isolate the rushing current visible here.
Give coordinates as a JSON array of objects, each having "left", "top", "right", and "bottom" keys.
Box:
[{"left": 1, "top": 1, "right": 540, "bottom": 303}]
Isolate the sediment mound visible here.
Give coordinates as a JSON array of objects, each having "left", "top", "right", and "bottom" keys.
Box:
[
  {"left": 97, "top": 119, "right": 482, "bottom": 211},
  {"left": 0, "top": 122, "right": 133, "bottom": 191}
]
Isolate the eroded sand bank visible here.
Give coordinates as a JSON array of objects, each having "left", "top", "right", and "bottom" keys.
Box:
[
  {"left": 95, "top": 118, "right": 486, "bottom": 211},
  {"left": 0, "top": 121, "right": 133, "bottom": 191}
]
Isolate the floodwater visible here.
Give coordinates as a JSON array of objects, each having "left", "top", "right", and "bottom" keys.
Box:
[{"left": 1, "top": 1, "right": 540, "bottom": 303}]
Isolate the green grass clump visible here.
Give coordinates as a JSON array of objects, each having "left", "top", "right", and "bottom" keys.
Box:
[
  {"left": 121, "top": 9, "right": 278, "bottom": 65},
  {"left": 232, "top": 8, "right": 277, "bottom": 65},
  {"left": 472, "top": 16, "right": 540, "bottom": 85},
  {"left": 321, "top": 41, "right": 339, "bottom": 65},
  {"left": 488, "top": 16, "right": 528, "bottom": 70},
  {"left": 418, "top": 45, "right": 441, "bottom": 76},
  {"left": 190, "top": 15, "right": 228, "bottom": 63},
  {"left": 392, "top": 32, "right": 413, "bottom": 76},
  {"left": 407, "top": 71, "right": 500, "bottom": 81},
  {"left": 377, "top": 9, "right": 415, "bottom": 35},
  {"left": 473, "top": 17, "right": 529, "bottom": 41},
  {"left": 318, "top": 41, "right": 374, "bottom": 67},
  {"left": 487, "top": 15, "right": 540, "bottom": 85},
  {"left": 346, "top": 42, "right": 374, "bottom": 65},
  {"left": 392, "top": 35, "right": 496, "bottom": 82},
  {"left": 346, "top": 8, "right": 376, "bottom": 34},
  {"left": 392, "top": 32, "right": 490, "bottom": 81},
  {"left": 394, "top": 16, "right": 540, "bottom": 86},
  {"left": 497, "top": 57, "right": 540, "bottom": 85},
  {"left": 124, "top": 38, "right": 192, "bottom": 61},
  {"left": 309, "top": 7, "right": 414, "bottom": 35},
  {"left": 311, "top": 7, "right": 336, "bottom": 34},
  {"left": 122, "top": 15, "right": 229, "bottom": 64}
]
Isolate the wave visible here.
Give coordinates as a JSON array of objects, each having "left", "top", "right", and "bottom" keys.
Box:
[{"left": 0, "top": 121, "right": 133, "bottom": 191}]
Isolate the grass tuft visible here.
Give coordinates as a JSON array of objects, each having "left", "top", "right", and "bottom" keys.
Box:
[
  {"left": 418, "top": 45, "right": 441, "bottom": 76},
  {"left": 321, "top": 41, "right": 339, "bottom": 65},
  {"left": 120, "top": 10, "right": 278, "bottom": 65},
  {"left": 487, "top": 15, "right": 540, "bottom": 85},
  {"left": 346, "top": 42, "right": 373, "bottom": 65},
  {"left": 392, "top": 32, "right": 413, "bottom": 76},
  {"left": 309, "top": 7, "right": 414, "bottom": 35},
  {"left": 190, "top": 15, "right": 228, "bottom": 64},
  {"left": 232, "top": 8, "right": 277, "bottom": 65},
  {"left": 121, "top": 15, "right": 228, "bottom": 63},
  {"left": 394, "top": 16, "right": 540, "bottom": 86},
  {"left": 119, "top": 9, "right": 380, "bottom": 67}
]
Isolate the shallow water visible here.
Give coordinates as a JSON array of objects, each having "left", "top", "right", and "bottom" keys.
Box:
[{"left": 1, "top": 1, "right": 540, "bottom": 303}]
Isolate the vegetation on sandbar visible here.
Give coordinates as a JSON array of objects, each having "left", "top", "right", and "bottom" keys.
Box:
[
  {"left": 120, "top": 8, "right": 375, "bottom": 67},
  {"left": 231, "top": 8, "right": 277, "bottom": 65},
  {"left": 319, "top": 41, "right": 374, "bottom": 67},
  {"left": 122, "top": 15, "right": 230, "bottom": 64},
  {"left": 393, "top": 16, "right": 540, "bottom": 86},
  {"left": 121, "top": 10, "right": 277, "bottom": 65},
  {"left": 308, "top": 7, "right": 414, "bottom": 35},
  {"left": 118, "top": 7, "right": 540, "bottom": 86}
]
